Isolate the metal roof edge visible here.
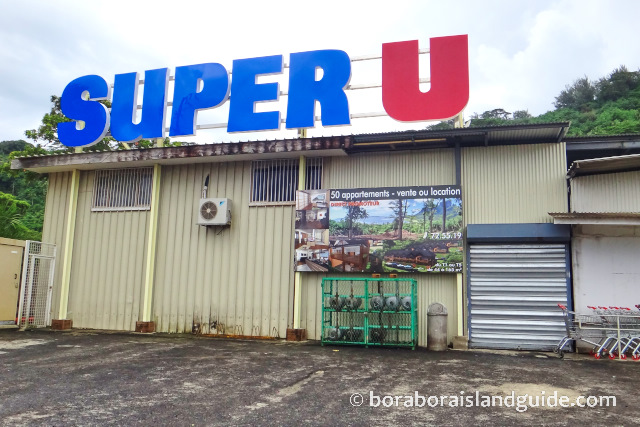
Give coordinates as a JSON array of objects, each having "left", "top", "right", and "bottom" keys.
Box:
[
  {"left": 563, "top": 133, "right": 640, "bottom": 142},
  {"left": 12, "top": 122, "right": 574, "bottom": 173},
  {"left": 550, "top": 212, "right": 640, "bottom": 225},
  {"left": 352, "top": 122, "right": 571, "bottom": 144},
  {"left": 567, "top": 152, "right": 640, "bottom": 178},
  {"left": 11, "top": 135, "right": 352, "bottom": 173},
  {"left": 466, "top": 223, "right": 571, "bottom": 243}
]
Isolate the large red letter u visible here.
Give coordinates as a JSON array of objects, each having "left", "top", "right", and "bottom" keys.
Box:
[{"left": 382, "top": 35, "right": 469, "bottom": 122}]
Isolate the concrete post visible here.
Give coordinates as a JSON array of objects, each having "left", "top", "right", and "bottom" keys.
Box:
[{"left": 427, "top": 302, "right": 448, "bottom": 351}]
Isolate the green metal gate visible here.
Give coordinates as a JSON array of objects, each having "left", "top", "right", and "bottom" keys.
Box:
[{"left": 321, "top": 278, "right": 417, "bottom": 349}]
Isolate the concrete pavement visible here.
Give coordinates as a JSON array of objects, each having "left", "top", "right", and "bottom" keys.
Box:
[{"left": 0, "top": 329, "right": 638, "bottom": 426}]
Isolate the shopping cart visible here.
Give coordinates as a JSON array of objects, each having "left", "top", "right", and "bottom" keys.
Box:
[
  {"left": 556, "top": 304, "right": 640, "bottom": 360},
  {"left": 587, "top": 306, "right": 640, "bottom": 360},
  {"left": 555, "top": 304, "right": 611, "bottom": 359}
]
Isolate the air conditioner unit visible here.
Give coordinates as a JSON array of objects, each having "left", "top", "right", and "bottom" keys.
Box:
[{"left": 198, "top": 198, "right": 231, "bottom": 226}]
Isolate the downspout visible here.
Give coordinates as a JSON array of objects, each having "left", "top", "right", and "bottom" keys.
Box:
[
  {"left": 289, "top": 128, "right": 307, "bottom": 340},
  {"left": 455, "top": 140, "right": 465, "bottom": 338},
  {"left": 54, "top": 167, "right": 80, "bottom": 329},
  {"left": 292, "top": 154, "right": 306, "bottom": 330},
  {"left": 138, "top": 138, "right": 163, "bottom": 332}
]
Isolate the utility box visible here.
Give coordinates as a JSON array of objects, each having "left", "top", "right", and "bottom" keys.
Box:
[
  {"left": 0, "top": 238, "right": 25, "bottom": 326},
  {"left": 427, "top": 302, "right": 448, "bottom": 351}
]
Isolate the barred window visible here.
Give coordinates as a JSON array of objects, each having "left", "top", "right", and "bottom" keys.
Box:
[
  {"left": 250, "top": 158, "right": 323, "bottom": 205},
  {"left": 91, "top": 168, "right": 153, "bottom": 211}
]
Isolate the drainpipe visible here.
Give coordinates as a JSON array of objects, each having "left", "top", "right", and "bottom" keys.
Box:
[
  {"left": 52, "top": 167, "right": 80, "bottom": 330},
  {"left": 137, "top": 138, "right": 163, "bottom": 333},
  {"left": 454, "top": 140, "right": 468, "bottom": 349},
  {"left": 288, "top": 130, "right": 307, "bottom": 341}
]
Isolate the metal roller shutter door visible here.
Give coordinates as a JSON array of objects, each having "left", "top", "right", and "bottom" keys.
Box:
[{"left": 468, "top": 244, "right": 569, "bottom": 351}]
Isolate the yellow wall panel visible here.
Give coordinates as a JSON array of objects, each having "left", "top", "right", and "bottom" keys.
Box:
[
  {"left": 462, "top": 143, "right": 568, "bottom": 224},
  {"left": 153, "top": 162, "right": 294, "bottom": 337}
]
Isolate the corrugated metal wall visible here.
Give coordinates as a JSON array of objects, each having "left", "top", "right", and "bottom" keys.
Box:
[
  {"left": 40, "top": 141, "right": 569, "bottom": 344},
  {"left": 301, "top": 149, "right": 460, "bottom": 346},
  {"left": 461, "top": 143, "right": 568, "bottom": 349},
  {"left": 325, "top": 149, "right": 456, "bottom": 188},
  {"left": 462, "top": 143, "right": 568, "bottom": 224},
  {"left": 153, "top": 163, "right": 294, "bottom": 337},
  {"left": 67, "top": 171, "right": 149, "bottom": 330},
  {"left": 571, "top": 170, "right": 640, "bottom": 212},
  {"left": 41, "top": 172, "right": 72, "bottom": 322}
]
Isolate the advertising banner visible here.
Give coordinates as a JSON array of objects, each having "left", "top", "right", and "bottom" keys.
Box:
[{"left": 294, "top": 186, "right": 463, "bottom": 273}]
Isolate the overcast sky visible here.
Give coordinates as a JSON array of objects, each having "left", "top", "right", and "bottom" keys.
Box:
[{"left": 1, "top": 0, "right": 639, "bottom": 145}]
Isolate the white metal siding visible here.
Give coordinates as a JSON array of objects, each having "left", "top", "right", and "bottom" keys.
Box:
[
  {"left": 572, "top": 230, "right": 640, "bottom": 315},
  {"left": 469, "top": 244, "right": 568, "bottom": 350},
  {"left": 571, "top": 171, "right": 640, "bottom": 213}
]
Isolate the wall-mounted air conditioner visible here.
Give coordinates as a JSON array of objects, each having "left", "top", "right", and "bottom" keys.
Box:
[{"left": 197, "top": 198, "right": 231, "bottom": 226}]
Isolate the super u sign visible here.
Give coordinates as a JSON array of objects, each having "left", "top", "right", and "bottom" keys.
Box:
[{"left": 57, "top": 35, "right": 469, "bottom": 147}]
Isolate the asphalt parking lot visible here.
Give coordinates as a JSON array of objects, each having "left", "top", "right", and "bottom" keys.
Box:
[{"left": 0, "top": 329, "right": 638, "bottom": 426}]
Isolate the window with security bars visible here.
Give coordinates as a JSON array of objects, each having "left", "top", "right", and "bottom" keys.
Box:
[
  {"left": 250, "top": 158, "right": 323, "bottom": 204},
  {"left": 92, "top": 168, "right": 153, "bottom": 211}
]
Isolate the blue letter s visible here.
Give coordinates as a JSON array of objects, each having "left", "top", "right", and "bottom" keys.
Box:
[{"left": 57, "top": 75, "right": 111, "bottom": 147}]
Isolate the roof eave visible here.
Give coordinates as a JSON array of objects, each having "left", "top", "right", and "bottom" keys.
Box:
[
  {"left": 11, "top": 136, "right": 352, "bottom": 173},
  {"left": 550, "top": 212, "right": 640, "bottom": 225},
  {"left": 567, "top": 152, "right": 640, "bottom": 178}
]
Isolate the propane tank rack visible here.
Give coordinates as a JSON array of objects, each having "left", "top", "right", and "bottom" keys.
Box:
[{"left": 321, "top": 278, "right": 417, "bottom": 349}]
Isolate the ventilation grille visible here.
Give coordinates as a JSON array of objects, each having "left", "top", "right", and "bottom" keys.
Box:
[{"left": 200, "top": 201, "right": 218, "bottom": 220}]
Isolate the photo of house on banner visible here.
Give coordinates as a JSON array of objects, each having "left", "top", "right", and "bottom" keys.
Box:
[
  {"left": 294, "top": 229, "right": 330, "bottom": 272},
  {"left": 295, "top": 189, "right": 329, "bottom": 230},
  {"left": 327, "top": 186, "right": 463, "bottom": 274}
]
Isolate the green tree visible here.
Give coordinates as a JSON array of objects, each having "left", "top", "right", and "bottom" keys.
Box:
[
  {"left": 553, "top": 76, "right": 597, "bottom": 110},
  {"left": 345, "top": 205, "right": 368, "bottom": 239},
  {"left": 0, "top": 191, "right": 41, "bottom": 240},
  {"left": 420, "top": 198, "right": 440, "bottom": 234},
  {"left": 464, "top": 66, "right": 640, "bottom": 137},
  {"left": 0, "top": 141, "right": 49, "bottom": 235},
  {"left": 596, "top": 66, "right": 640, "bottom": 103},
  {"left": 25, "top": 95, "right": 183, "bottom": 151},
  {"left": 426, "top": 118, "right": 456, "bottom": 130},
  {"left": 441, "top": 199, "right": 447, "bottom": 233},
  {"left": 0, "top": 140, "right": 29, "bottom": 155},
  {"left": 24, "top": 95, "right": 125, "bottom": 151},
  {"left": 25, "top": 95, "right": 72, "bottom": 147},
  {"left": 512, "top": 110, "right": 533, "bottom": 120},
  {"left": 389, "top": 199, "right": 409, "bottom": 240}
]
